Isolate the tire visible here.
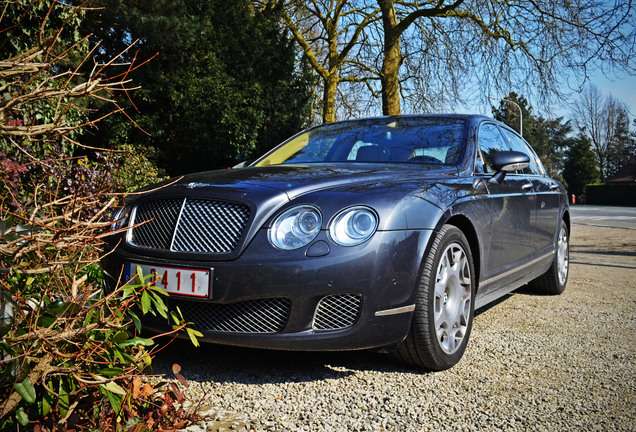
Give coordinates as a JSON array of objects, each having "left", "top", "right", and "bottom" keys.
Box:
[
  {"left": 529, "top": 219, "right": 569, "bottom": 295},
  {"left": 390, "top": 225, "right": 475, "bottom": 370}
]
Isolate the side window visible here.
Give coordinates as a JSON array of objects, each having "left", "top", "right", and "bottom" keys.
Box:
[
  {"left": 500, "top": 129, "right": 540, "bottom": 175},
  {"left": 476, "top": 123, "right": 511, "bottom": 174}
]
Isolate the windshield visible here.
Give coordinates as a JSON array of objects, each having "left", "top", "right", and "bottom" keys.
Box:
[{"left": 255, "top": 117, "right": 467, "bottom": 167}]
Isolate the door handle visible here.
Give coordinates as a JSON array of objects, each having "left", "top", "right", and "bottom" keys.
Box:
[
  {"left": 549, "top": 184, "right": 559, "bottom": 190},
  {"left": 522, "top": 182, "right": 533, "bottom": 191}
]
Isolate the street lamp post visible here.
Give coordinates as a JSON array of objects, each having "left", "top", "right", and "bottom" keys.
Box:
[{"left": 487, "top": 95, "right": 523, "bottom": 137}]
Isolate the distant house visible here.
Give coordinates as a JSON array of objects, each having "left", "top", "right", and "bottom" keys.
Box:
[{"left": 606, "top": 159, "right": 636, "bottom": 183}]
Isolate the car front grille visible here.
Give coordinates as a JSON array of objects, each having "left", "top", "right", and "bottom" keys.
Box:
[
  {"left": 313, "top": 294, "right": 362, "bottom": 331},
  {"left": 129, "top": 198, "right": 250, "bottom": 254},
  {"left": 145, "top": 297, "right": 291, "bottom": 334}
]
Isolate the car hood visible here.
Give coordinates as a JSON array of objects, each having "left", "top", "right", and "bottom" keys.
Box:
[
  {"left": 129, "top": 163, "right": 459, "bottom": 247},
  {"left": 168, "top": 163, "right": 455, "bottom": 200},
  {"left": 122, "top": 163, "right": 461, "bottom": 259}
]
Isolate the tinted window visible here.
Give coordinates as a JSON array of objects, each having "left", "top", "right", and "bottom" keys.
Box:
[
  {"left": 255, "top": 117, "right": 467, "bottom": 166},
  {"left": 476, "top": 123, "right": 511, "bottom": 174},
  {"left": 500, "top": 129, "right": 540, "bottom": 175}
]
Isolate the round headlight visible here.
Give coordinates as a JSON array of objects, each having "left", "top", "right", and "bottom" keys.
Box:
[
  {"left": 269, "top": 206, "right": 322, "bottom": 250},
  {"left": 329, "top": 206, "right": 378, "bottom": 246}
]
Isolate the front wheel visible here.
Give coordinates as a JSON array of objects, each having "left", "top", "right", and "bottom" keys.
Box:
[
  {"left": 529, "top": 219, "right": 569, "bottom": 295},
  {"left": 390, "top": 225, "right": 475, "bottom": 370}
]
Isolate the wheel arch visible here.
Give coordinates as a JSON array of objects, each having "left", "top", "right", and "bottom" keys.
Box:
[
  {"left": 444, "top": 214, "right": 481, "bottom": 294},
  {"left": 562, "top": 209, "right": 571, "bottom": 235}
]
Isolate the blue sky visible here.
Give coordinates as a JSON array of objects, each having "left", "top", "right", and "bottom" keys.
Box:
[
  {"left": 455, "top": 68, "right": 636, "bottom": 128},
  {"left": 587, "top": 71, "right": 636, "bottom": 119}
]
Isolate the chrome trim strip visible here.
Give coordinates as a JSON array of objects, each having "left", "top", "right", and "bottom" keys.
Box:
[
  {"left": 169, "top": 198, "right": 188, "bottom": 251},
  {"left": 126, "top": 206, "right": 138, "bottom": 245},
  {"left": 481, "top": 251, "right": 554, "bottom": 286},
  {"left": 375, "top": 304, "right": 416, "bottom": 317}
]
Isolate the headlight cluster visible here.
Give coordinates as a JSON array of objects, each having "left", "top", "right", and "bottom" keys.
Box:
[
  {"left": 329, "top": 206, "right": 378, "bottom": 246},
  {"left": 268, "top": 205, "right": 378, "bottom": 250},
  {"left": 269, "top": 206, "right": 322, "bottom": 250}
]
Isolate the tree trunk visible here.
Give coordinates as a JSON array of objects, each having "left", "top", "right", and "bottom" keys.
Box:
[
  {"left": 379, "top": 0, "right": 401, "bottom": 116},
  {"left": 381, "top": 39, "right": 401, "bottom": 116},
  {"left": 323, "top": 74, "right": 338, "bottom": 123},
  {"left": 598, "top": 153, "right": 606, "bottom": 182}
]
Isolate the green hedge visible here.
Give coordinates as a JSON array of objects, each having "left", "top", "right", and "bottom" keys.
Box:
[{"left": 585, "top": 183, "right": 636, "bottom": 206}]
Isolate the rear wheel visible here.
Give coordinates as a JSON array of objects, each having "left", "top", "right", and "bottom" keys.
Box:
[
  {"left": 530, "top": 220, "right": 569, "bottom": 295},
  {"left": 390, "top": 225, "right": 475, "bottom": 370}
]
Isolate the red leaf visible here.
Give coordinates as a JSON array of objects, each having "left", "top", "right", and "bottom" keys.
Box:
[
  {"left": 172, "top": 363, "right": 181, "bottom": 375},
  {"left": 174, "top": 372, "right": 188, "bottom": 388},
  {"left": 169, "top": 382, "right": 185, "bottom": 402}
]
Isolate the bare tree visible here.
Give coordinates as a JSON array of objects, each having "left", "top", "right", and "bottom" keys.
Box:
[
  {"left": 267, "top": 0, "right": 380, "bottom": 123},
  {"left": 573, "top": 85, "right": 631, "bottom": 180},
  {"left": 272, "top": 0, "right": 635, "bottom": 120},
  {"left": 376, "top": 0, "right": 635, "bottom": 116}
]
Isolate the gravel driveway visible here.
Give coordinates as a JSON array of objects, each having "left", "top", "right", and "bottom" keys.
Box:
[{"left": 152, "top": 223, "right": 636, "bottom": 431}]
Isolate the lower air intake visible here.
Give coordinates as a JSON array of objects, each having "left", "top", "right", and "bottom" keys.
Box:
[
  {"left": 313, "top": 294, "right": 362, "bottom": 331},
  {"left": 146, "top": 297, "right": 290, "bottom": 333}
]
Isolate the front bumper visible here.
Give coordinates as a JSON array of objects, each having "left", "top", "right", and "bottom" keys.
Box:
[{"left": 101, "top": 228, "right": 434, "bottom": 351}]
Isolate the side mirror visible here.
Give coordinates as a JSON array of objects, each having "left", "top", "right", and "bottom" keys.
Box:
[{"left": 489, "top": 151, "right": 530, "bottom": 184}]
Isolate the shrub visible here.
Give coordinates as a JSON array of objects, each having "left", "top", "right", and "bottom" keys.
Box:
[
  {"left": 584, "top": 183, "right": 636, "bottom": 206},
  {"left": 0, "top": 2, "right": 200, "bottom": 429}
]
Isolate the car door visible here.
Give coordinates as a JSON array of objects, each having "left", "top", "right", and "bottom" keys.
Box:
[
  {"left": 500, "top": 128, "right": 561, "bottom": 258},
  {"left": 475, "top": 122, "right": 535, "bottom": 292}
]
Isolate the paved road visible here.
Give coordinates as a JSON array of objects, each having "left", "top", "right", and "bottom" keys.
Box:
[{"left": 570, "top": 205, "right": 636, "bottom": 229}]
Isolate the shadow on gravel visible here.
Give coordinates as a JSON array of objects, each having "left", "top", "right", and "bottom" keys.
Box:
[
  {"left": 569, "top": 243, "right": 636, "bottom": 269},
  {"left": 475, "top": 293, "right": 513, "bottom": 315},
  {"left": 149, "top": 337, "right": 422, "bottom": 385},
  {"left": 570, "top": 246, "right": 636, "bottom": 258},
  {"left": 476, "top": 287, "right": 561, "bottom": 305},
  {"left": 569, "top": 260, "right": 636, "bottom": 270},
  {"left": 150, "top": 291, "right": 534, "bottom": 385}
]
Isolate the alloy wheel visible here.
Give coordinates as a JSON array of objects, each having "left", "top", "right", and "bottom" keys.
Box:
[
  {"left": 433, "top": 242, "right": 472, "bottom": 354},
  {"left": 557, "top": 226, "right": 569, "bottom": 286}
]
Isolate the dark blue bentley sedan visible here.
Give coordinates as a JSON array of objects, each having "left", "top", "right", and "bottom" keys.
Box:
[{"left": 102, "top": 114, "right": 570, "bottom": 370}]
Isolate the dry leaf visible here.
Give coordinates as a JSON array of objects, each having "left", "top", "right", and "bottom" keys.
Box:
[{"left": 132, "top": 377, "right": 142, "bottom": 398}]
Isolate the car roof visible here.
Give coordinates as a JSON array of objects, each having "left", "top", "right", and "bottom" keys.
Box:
[{"left": 306, "top": 114, "right": 494, "bottom": 129}]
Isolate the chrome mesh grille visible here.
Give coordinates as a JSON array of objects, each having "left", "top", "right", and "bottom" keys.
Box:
[
  {"left": 172, "top": 199, "right": 249, "bottom": 253},
  {"left": 129, "top": 198, "right": 250, "bottom": 254},
  {"left": 145, "top": 298, "right": 290, "bottom": 333},
  {"left": 131, "top": 199, "right": 182, "bottom": 249},
  {"left": 313, "top": 294, "right": 362, "bottom": 331}
]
